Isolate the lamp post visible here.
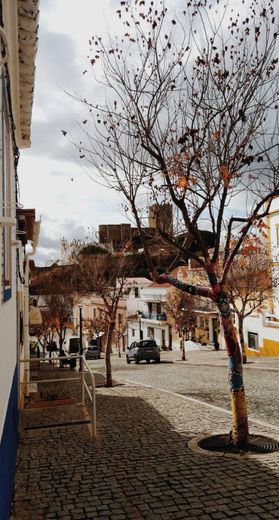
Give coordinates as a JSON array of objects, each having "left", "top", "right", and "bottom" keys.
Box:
[
  {"left": 79, "top": 306, "right": 83, "bottom": 371},
  {"left": 181, "top": 308, "right": 186, "bottom": 361},
  {"left": 138, "top": 311, "right": 143, "bottom": 340}
]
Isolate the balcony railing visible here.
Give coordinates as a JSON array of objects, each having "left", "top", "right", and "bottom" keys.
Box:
[{"left": 141, "top": 312, "right": 167, "bottom": 321}]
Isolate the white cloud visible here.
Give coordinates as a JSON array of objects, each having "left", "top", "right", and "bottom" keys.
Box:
[{"left": 18, "top": 0, "right": 129, "bottom": 265}]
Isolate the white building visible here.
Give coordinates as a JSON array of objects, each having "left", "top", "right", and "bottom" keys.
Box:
[
  {"left": 127, "top": 280, "right": 175, "bottom": 349},
  {"left": 127, "top": 269, "right": 222, "bottom": 351},
  {"left": 244, "top": 196, "right": 279, "bottom": 358},
  {"left": 0, "top": 2, "right": 39, "bottom": 518},
  {"left": 75, "top": 277, "right": 152, "bottom": 352}
]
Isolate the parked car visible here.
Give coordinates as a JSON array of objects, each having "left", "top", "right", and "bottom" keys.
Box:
[
  {"left": 126, "top": 340, "right": 160, "bottom": 364},
  {"left": 85, "top": 339, "right": 101, "bottom": 360}
]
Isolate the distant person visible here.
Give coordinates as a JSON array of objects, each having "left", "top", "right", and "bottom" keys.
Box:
[
  {"left": 59, "top": 348, "right": 67, "bottom": 367},
  {"left": 214, "top": 341, "right": 220, "bottom": 351}
]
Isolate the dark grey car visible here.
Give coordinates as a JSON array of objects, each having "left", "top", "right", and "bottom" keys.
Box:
[
  {"left": 85, "top": 343, "right": 101, "bottom": 360},
  {"left": 126, "top": 340, "right": 160, "bottom": 364}
]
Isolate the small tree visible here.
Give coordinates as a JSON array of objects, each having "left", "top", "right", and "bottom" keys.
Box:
[
  {"left": 35, "top": 268, "right": 76, "bottom": 355},
  {"left": 44, "top": 293, "right": 75, "bottom": 353},
  {"left": 165, "top": 288, "right": 196, "bottom": 360},
  {"left": 224, "top": 239, "right": 278, "bottom": 363},
  {"left": 86, "top": 316, "right": 107, "bottom": 349},
  {"left": 114, "top": 318, "right": 127, "bottom": 358},
  {"left": 70, "top": 0, "right": 279, "bottom": 447},
  {"left": 75, "top": 249, "right": 131, "bottom": 387},
  {"left": 37, "top": 309, "right": 56, "bottom": 358}
]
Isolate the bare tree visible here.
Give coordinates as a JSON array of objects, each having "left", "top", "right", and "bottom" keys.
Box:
[
  {"left": 165, "top": 288, "right": 196, "bottom": 360},
  {"left": 70, "top": 0, "right": 279, "bottom": 446},
  {"left": 34, "top": 268, "right": 76, "bottom": 354},
  {"left": 114, "top": 318, "right": 127, "bottom": 358},
  {"left": 37, "top": 309, "right": 56, "bottom": 358},
  {"left": 75, "top": 249, "right": 131, "bottom": 387},
  {"left": 85, "top": 316, "right": 107, "bottom": 349}
]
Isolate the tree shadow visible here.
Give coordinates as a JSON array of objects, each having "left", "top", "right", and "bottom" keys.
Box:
[{"left": 12, "top": 392, "right": 279, "bottom": 520}]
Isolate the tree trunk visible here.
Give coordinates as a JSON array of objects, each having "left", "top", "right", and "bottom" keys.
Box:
[
  {"left": 181, "top": 332, "right": 186, "bottom": 361},
  {"left": 215, "top": 292, "right": 249, "bottom": 447},
  {"left": 238, "top": 316, "right": 247, "bottom": 364},
  {"left": 156, "top": 271, "right": 249, "bottom": 447},
  {"left": 59, "top": 325, "right": 64, "bottom": 355},
  {"left": 105, "top": 321, "right": 115, "bottom": 387}
]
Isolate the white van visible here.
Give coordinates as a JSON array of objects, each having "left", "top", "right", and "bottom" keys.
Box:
[{"left": 63, "top": 336, "right": 81, "bottom": 356}]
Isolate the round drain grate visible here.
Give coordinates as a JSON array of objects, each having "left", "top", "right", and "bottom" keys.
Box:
[{"left": 197, "top": 434, "right": 279, "bottom": 454}]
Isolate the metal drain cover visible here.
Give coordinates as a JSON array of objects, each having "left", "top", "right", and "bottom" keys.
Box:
[{"left": 197, "top": 434, "right": 279, "bottom": 454}]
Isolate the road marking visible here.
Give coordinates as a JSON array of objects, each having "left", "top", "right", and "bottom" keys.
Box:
[{"left": 122, "top": 378, "right": 279, "bottom": 432}]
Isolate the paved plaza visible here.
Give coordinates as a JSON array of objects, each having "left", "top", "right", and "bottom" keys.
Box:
[{"left": 11, "top": 351, "right": 279, "bottom": 520}]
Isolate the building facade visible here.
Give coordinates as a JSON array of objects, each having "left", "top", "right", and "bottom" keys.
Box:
[
  {"left": 244, "top": 196, "right": 279, "bottom": 357},
  {"left": 0, "top": 2, "right": 39, "bottom": 518},
  {"left": 127, "top": 275, "right": 221, "bottom": 351}
]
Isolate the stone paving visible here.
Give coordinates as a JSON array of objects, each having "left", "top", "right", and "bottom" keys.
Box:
[
  {"left": 11, "top": 356, "right": 279, "bottom": 520},
  {"left": 99, "top": 349, "right": 279, "bottom": 428}
]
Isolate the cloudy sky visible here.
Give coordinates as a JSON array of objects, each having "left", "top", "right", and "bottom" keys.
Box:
[
  {"left": 18, "top": 0, "right": 128, "bottom": 266},
  {"left": 18, "top": 0, "right": 258, "bottom": 266}
]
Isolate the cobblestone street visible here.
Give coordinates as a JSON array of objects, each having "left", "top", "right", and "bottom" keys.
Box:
[
  {"left": 88, "top": 349, "right": 279, "bottom": 428},
  {"left": 11, "top": 350, "right": 279, "bottom": 519}
]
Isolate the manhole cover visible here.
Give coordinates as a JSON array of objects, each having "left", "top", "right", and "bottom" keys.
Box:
[{"left": 197, "top": 434, "right": 279, "bottom": 454}]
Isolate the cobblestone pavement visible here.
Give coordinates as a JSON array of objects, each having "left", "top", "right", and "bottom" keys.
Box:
[
  {"left": 87, "top": 350, "right": 279, "bottom": 428},
  {"left": 11, "top": 355, "right": 279, "bottom": 520}
]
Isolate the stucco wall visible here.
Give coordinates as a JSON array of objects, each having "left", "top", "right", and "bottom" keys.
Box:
[{"left": 244, "top": 314, "right": 279, "bottom": 357}]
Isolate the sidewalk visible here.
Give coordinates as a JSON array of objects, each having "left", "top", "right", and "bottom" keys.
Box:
[
  {"left": 164, "top": 347, "right": 279, "bottom": 370},
  {"left": 11, "top": 361, "right": 279, "bottom": 520}
]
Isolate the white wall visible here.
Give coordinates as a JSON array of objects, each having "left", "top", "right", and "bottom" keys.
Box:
[
  {"left": 126, "top": 279, "right": 152, "bottom": 315},
  {"left": 269, "top": 201, "right": 279, "bottom": 316},
  {"left": 0, "top": 86, "right": 17, "bottom": 439},
  {"left": 0, "top": 284, "right": 17, "bottom": 438},
  {"left": 244, "top": 313, "right": 279, "bottom": 349}
]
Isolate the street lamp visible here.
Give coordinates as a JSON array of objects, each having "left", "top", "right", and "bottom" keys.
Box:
[
  {"left": 181, "top": 308, "right": 186, "bottom": 361},
  {"left": 138, "top": 311, "right": 143, "bottom": 340},
  {"left": 79, "top": 306, "right": 83, "bottom": 371}
]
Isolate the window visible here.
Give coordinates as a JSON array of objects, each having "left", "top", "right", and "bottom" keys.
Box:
[
  {"left": 134, "top": 287, "right": 139, "bottom": 298},
  {"left": 118, "top": 313, "right": 123, "bottom": 325},
  {"left": 93, "top": 308, "right": 96, "bottom": 317},
  {"left": 1, "top": 75, "right": 12, "bottom": 301},
  {"left": 248, "top": 331, "right": 259, "bottom": 351},
  {"left": 147, "top": 327, "right": 154, "bottom": 339},
  {"left": 132, "top": 328, "right": 135, "bottom": 337},
  {"left": 276, "top": 226, "right": 279, "bottom": 247}
]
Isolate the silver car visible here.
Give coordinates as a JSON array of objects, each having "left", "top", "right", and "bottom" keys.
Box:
[{"left": 126, "top": 340, "right": 160, "bottom": 364}]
